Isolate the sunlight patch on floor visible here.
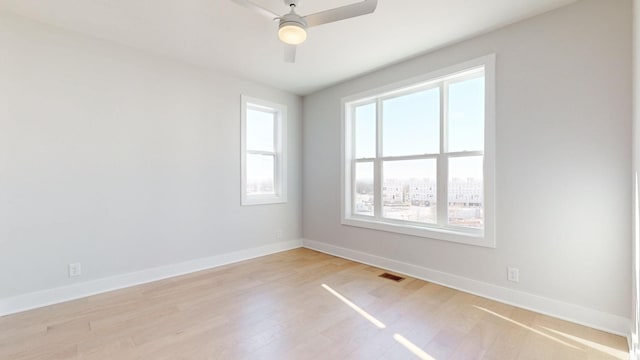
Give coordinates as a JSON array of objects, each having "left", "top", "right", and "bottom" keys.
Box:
[
  {"left": 540, "top": 326, "right": 627, "bottom": 359},
  {"left": 321, "top": 283, "right": 386, "bottom": 329},
  {"left": 473, "top": 306, "right": 581, "bottom": 350},
  {"left": 393, "top": 333, "right": 436, "bottom": 360}
]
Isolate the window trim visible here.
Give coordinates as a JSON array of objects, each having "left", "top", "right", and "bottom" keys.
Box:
[
  {"left": 341, "top": 55, "right": 496, "bottom": 247},
  {"left": 241, "top": 95, "right": 287, "bottom": 206}
]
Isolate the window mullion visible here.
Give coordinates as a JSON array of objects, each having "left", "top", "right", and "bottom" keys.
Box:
[
  {"left": 441, "top": 81, "right": 448, "bottom": 154},
  {"left": 247, "top": 150, "right": 276, "bottom": 156},
  {"left": 446, "top": 150, "right": 484, "bottom": 158},
  {"left": 274, "top": 112, "right": 279, "bottom": 196},
  {"left": 377, "top": 154, "right": 439, "bottom": 162},
  {"left": 351, "top": 159, "right": 356, "bottom": 214},
  {"left": 374, "top": 98, "right": 383, "bottom": 219},
  {"left": 437, "top": 154, "right": 448, "bottom": 226},
  {"left": 350, "top": 105, "right": 356, "bottom": 216},
  {"left": 437, "top": 83, "right": 448, "bottom": 226}
]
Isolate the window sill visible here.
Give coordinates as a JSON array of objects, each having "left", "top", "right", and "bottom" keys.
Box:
[
  {"left": 242, "top": 195, "right": 287, "bottom": 206},
  {"left": 342, "top": 216, "right": 495, "bottom": 248}
]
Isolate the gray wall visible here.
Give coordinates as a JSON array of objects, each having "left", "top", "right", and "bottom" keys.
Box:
[
  {"left": 0, "top": 12, "right": 302, "bottom": 298},
  {"left": 303, "top": 0, "right": 631, "bottom": 319}
]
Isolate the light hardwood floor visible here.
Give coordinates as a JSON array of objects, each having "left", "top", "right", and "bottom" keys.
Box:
[{"left": 0, "top": 248, "right": 629, "bottom": 359}]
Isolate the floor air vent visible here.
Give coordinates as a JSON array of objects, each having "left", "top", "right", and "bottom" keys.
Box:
[{"left": 379, "top": 272, "right": 405, "bottom": 282}]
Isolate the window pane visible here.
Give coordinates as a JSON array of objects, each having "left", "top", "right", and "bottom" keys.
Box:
[
  {"left": 448, "top": 156, "right": 483, "bottom": 229},
  {"left": 247, "top": 108, "right": 274, "bottom": 152},
  {"left": 383, "top": 159, "right": 437, "bottom": 223},
  {"left": 246, "top": 153, "right": 275, "bottom": 195},
  {"left": 448, "top": 76, "right": 484, "bottom": 152},
  {"left": 354, "top": 162, "right": 374, "bottom": 216},
  {"left": 354, "top": 103, "right": 376, "bottom": 159},
  {"left": 383, "top": 88, "right": 439, "bottom": 157}
]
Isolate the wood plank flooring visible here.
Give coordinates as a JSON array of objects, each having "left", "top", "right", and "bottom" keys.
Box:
[{"left": 0, "top": 248, "right": 629, "bottom": 359}]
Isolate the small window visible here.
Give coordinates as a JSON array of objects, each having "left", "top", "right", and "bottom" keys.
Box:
[
  {"left": 241, "top": 95, "right": 287, "bottom": 205},
  {"left": 342, "top": 55, "right": 495, "bottom": 247}
]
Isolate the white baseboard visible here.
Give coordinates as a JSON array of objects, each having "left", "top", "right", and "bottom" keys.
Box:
[
  {"left": 302, "top": 238, "right": 630, "bottom": 337},
  {"left": 0, "top": 239, "right": 303, "bottom": 317}
]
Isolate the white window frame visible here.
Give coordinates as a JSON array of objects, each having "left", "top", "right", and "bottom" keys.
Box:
[
  {"left": 241, "top": 95, "right": 287, "bottom": 206},
  {"left": 341, "top": 55, "right": 496, "bottom": 247}
]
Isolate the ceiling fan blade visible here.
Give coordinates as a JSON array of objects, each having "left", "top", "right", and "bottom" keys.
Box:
[
  {"left": 284, "top": 45, "right": 297, "bottom": 63},
  {"left": 229, "top": 0, "right": 280, "bottom": 20},
  {"left": 303, "top": 0, "right": 377, "bottom": 28}
]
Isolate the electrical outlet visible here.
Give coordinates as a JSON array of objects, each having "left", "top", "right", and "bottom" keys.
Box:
[
  {"left": 276, "top": 229, "right": 283, "bottom": 240},
  {"left": 507, "top": 267, "right": 519, "bottom": 282},
  {"left": 69, "top": 263, "right": 82, "bottom": 278}
]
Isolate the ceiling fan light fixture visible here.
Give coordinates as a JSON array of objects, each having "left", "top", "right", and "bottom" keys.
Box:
[
  {"left": 278, "top": 23, "right": 306, "bottom": 45},
  {"left": 278, "top": 12, "right": 307, "bottom": 45}
]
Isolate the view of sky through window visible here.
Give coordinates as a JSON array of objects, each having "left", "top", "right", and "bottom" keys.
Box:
[
  {"left": 354, "top": 103, "right": 376, "bottom": 159},
  {"left": 246, "top": 108, "right": 274, "bottom": 152},
  {"left": 448, "top": 76, "right": 484, "bottom": 152},
  {"left": 383, "top": 88, "right": 440, "bottom": 157}
]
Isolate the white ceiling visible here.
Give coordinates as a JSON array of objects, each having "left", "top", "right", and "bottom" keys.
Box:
[{"left": 0, "top": 0, "right": 577, "bottom": 95}]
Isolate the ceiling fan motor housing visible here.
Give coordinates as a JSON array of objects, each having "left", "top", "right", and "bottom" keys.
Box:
[{"left": 279, "top": 12, "right": 307, "bottom": 29}]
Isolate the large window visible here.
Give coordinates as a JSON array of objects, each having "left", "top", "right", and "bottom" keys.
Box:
[
  {"left": 241, "top": 95, "right": 287, "bottom": 205},
  {"left": 342, "top": 56, "right": 495, "bottom": 247}
]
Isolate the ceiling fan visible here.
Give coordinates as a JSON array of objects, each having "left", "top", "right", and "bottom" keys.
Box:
[{"left": 230, "top": 0, "right": 378, "bottom": 63}]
